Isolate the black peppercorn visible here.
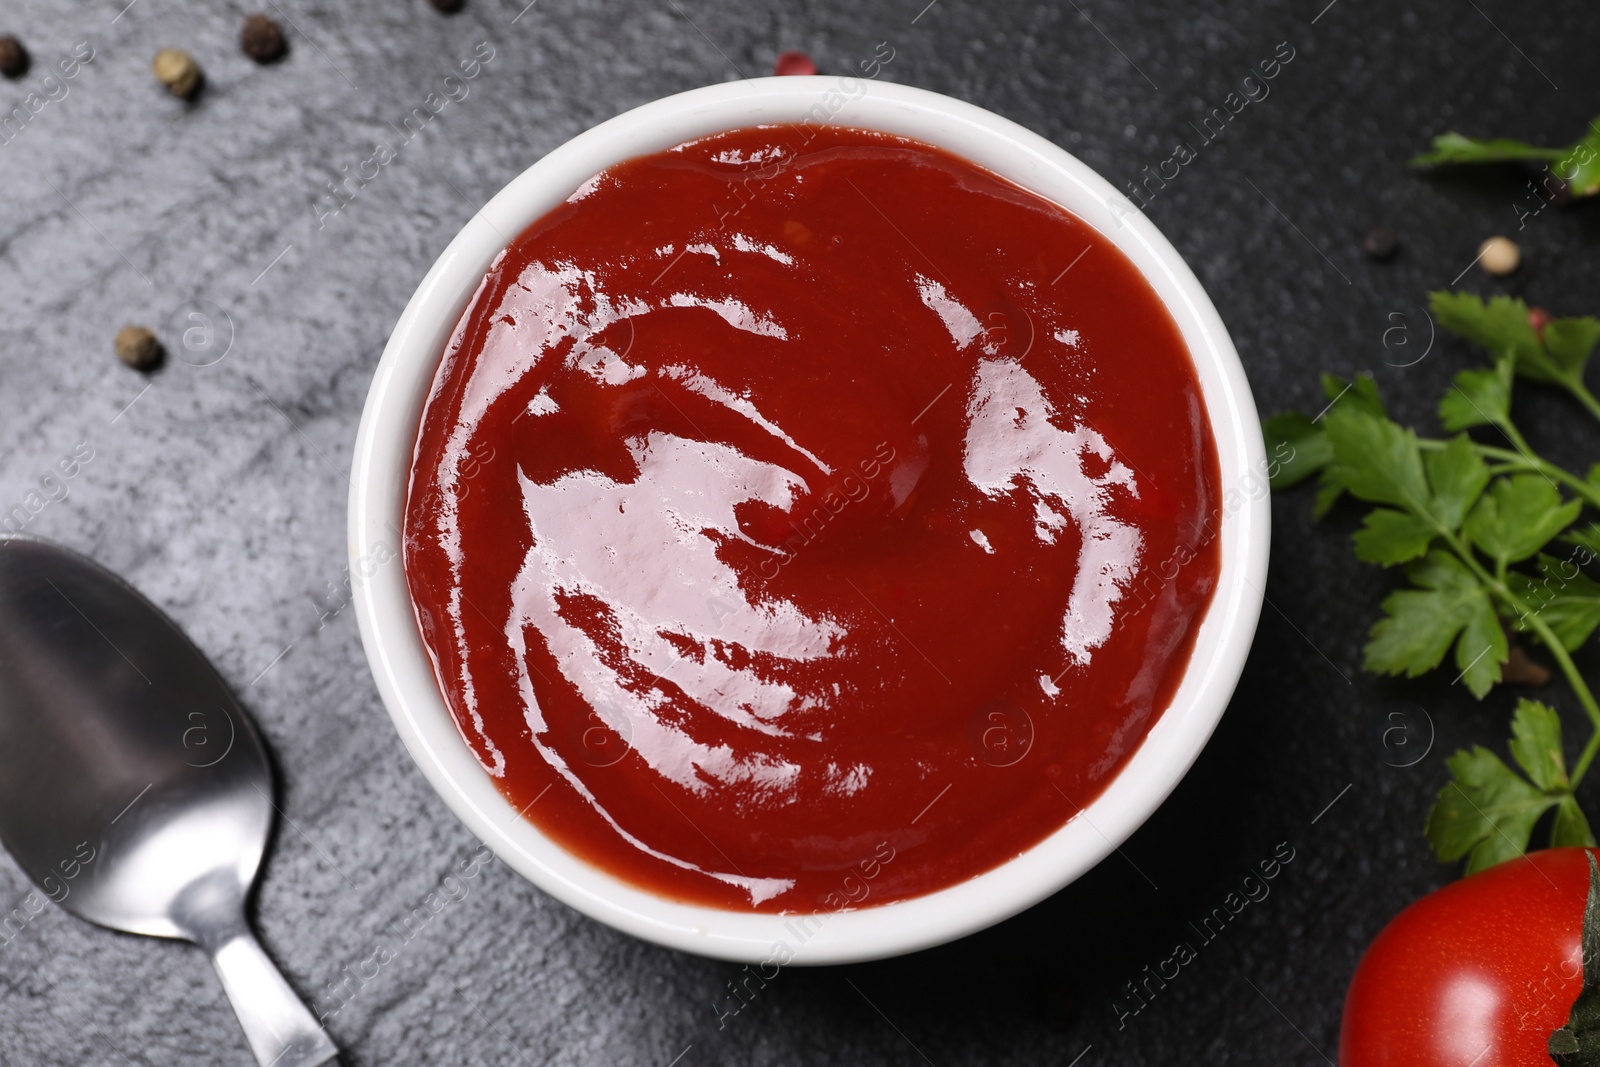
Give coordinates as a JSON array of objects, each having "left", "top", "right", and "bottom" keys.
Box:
[
  {"left": 0, "top": 35, "right": 29, "bottom": 80},
  {"left": 1361, "top": 226, "right": 1398, "bottom": 261},
  {"left": 241, "top": 14, "right": 287, "bottom": 64}
]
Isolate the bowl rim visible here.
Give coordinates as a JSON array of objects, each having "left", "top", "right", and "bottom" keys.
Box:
[{"left": 349, "top": 75, "right": 1270, "bottom": 965}]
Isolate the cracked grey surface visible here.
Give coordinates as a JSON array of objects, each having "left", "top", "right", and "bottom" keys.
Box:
[{"left": 2, "top": 0, "right": 1599, "bottom": 1064}]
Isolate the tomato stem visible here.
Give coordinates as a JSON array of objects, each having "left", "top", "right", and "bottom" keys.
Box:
[{"left": 1550, "top": 852, "right": 1600, "bottom": 1065}]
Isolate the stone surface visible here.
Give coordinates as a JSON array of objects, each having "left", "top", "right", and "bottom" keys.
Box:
[{"left": 1, "top": 1, "right": 1598, "bottom": 1064}]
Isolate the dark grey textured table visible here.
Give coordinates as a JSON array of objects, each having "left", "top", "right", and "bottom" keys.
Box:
[{"left": 2, "top": 0, "right": 1598, "bottom": 1063}]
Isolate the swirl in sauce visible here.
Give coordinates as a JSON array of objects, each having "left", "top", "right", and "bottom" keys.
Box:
[{"left": 405, "top": 126, "right": 1221, "bottom": 911}]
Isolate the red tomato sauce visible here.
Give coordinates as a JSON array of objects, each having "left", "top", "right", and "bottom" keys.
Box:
[{"left": 404, "top": 125, "right": 1222, "bottom": 911}]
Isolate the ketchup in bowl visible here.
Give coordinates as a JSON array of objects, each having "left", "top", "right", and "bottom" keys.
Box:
[{"left": 404, "top": 125, "right": 1221, "bottom": 912}]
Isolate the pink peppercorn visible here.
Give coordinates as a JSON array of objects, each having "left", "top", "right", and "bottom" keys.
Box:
[
  {"left": 1529, "top": 306, "right": 1552, "bottom": 339},
  {"left": 774, "top": 50, "right": 817, "bottom": 76}
]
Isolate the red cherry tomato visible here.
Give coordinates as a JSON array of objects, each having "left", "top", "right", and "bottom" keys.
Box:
[{"left": 1341, "top": 848, "right": 1596, "bottom": 1066}]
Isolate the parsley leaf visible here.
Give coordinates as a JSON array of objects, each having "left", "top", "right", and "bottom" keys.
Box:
[
  {"left": 1509, "top": 553, "right": 1600, "bottom": 651},
  {"left": 1434, "top": 293, "right": 1600, "bottom": 396},
  {"left": 1427, "top": 700, "right": 1587, "bottom": 873},
  {"left": 1428, "top": 746, "right": 1556, "bottom": 874},
  {"left": 1411, "top": 118, "right": 1600, "bottom": 198},
  {"left": 1562, "top": 123, "right": 1600, "bottom": 197},
  {"left": 1312, "top": 474, "right": 1344, "bottom": 520},
  {"left": 1366, "top": 549, "right": 1506, "bottom": 697},
  {"left": 1546, "top": 317, "right": 1600, "bottom": 379},
  {"left": 1287, "top": 374, "right": 1390, "bottom": 514},
  {"left": 1509, "top": 697, "right": 1572, "bottom": 791},
  {"left": 1262, "top": 412, "right": 1330, "bottom": 490},
  {"left": 1424, "top": 434, "right": 1494, "bottom": 530},
  {"left": 1464, "top": 475, "right": 1582, "bottom": 566},
  {"left": 1353, "top": 509, "right": 1437, "bottom": 566},
  {"left": 1565, "top": 524, "right": 1600, "bottom": 558},
  {"left": 1268, "top": 281, "right": 1600, "bottom": 878},
  {"left": 1431, "top": 292, "right": 1555, "bottom": 380},
  {"left": 1325, "top": 413, "right": 1489, "bottom": 537},
  {"left": 1555, "top": 797, "right": 1599, "bottom": 848},
  {"left": 1411, "top": 132, "right": 1567, "bottom": 167},
  {"left": 1439, "top": 361, "right": 1514, "bottom": 432},
  {"left": 1322, "top": 371, "right": 1387, "bottom": 419},
  {"left": 1323, "top": 408, "right": 1428, "bottom": 511}
]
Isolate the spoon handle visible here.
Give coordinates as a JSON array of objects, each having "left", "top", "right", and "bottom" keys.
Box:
[{"left": 207, "top": 926, "right": 340, "bottom": 1067}]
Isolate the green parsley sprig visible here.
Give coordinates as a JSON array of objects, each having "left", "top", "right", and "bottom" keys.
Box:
[
  {"left": 1410, "top": 115, "right": 1600, "bottom": 200},
  {"left": 1267, "top": 290, "right": 1600, "bottom": 874}
]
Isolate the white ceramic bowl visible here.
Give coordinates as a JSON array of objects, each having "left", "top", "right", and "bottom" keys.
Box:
[{"left": 350, "top": 77, "right": 1269, "bottom": 964}]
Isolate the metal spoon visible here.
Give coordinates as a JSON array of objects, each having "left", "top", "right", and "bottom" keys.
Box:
[{"left": 0, "top": 536, "right": 339, "bottom": 1067}]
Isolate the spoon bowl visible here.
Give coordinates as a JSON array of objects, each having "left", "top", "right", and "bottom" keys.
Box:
[{"left": 0, "top": 536, "right": 338, "bottom": 1067}]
